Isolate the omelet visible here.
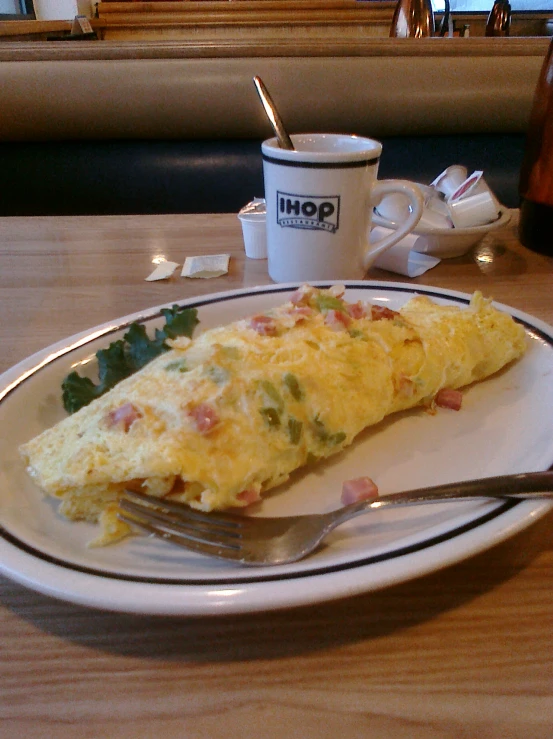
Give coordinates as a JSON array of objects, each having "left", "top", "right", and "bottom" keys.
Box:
[{"left": 19, "top": 285, "right": 527, "bottom": 546}]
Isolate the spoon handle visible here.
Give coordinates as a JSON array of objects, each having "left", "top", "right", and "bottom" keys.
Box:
[{"left": 253, "top": 76, "right": 295, "bottom": 151}]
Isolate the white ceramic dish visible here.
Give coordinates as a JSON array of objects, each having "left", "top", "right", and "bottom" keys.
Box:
[
  {"left": 372, "top": 208, "right": 512, "bottom": 259},
  {"left": 1, "top": 281, "right": 552, "bottom": 616}
]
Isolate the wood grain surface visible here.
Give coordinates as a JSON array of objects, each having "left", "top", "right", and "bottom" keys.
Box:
[
  {"left": 0, "top": 212, "right": 551, "bottom": 738},
  {"left": 1, "top": 35, "right": 549, "bottom": 61}
]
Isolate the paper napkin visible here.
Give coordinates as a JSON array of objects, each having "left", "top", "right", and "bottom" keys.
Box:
[
  {"left": 370, "top": 227, "right": 440, "bottom": 278},
  {"left": 181, "top": 254, "right": 230, "bottom": 279},
  {"left": 145, "top": 260, "right": 180, "bottom": 281}
]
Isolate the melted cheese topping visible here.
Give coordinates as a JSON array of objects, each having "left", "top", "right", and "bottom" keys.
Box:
[{"left": 19, "top": 287, "right": 527, "bottom": 545}]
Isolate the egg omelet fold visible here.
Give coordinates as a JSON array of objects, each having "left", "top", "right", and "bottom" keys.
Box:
[{"left": 19, "top": 286, "right": 526, "bottom": 546}]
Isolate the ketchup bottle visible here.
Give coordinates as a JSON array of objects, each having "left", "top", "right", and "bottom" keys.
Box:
[{"left": 518, "top": 38, "right": 553, "bottom": 256}]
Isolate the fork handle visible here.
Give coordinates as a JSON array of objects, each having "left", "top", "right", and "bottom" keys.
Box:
[{"left": 332, "top": 471, "right": 553, "bottom": 525}]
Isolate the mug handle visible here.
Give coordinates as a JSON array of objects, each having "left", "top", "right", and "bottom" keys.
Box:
[{"left": 362, "top": 180, "right": 425, "bottom": 270}]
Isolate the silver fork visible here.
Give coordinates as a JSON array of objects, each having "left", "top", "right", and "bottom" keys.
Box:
[{"left": 118, "top": 471, "right": 553, "bottom": 566}]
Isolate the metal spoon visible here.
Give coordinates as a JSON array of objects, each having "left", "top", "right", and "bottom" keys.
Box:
[{"left": 253, "top": 75, "right": 295, "bottom": 151}]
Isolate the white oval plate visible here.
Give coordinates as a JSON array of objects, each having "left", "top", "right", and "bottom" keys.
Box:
[{"left": 1, "top": 281, "right": 552, "bottom": 615}]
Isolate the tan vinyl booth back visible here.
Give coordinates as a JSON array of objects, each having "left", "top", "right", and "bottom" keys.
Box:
[{"left": 0, "top": 39, "right": 548, "bottom": 215}]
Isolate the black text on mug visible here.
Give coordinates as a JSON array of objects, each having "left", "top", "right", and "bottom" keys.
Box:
[{"left": 276, "top": 192, "right": 340, "bottom": 233}]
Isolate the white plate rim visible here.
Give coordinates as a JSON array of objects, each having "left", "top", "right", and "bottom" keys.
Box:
[{"left": 1, "top": 280, "right": 552, "bottom": 615}]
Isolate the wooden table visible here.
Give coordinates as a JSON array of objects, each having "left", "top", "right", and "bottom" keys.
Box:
[{"left": 1, "top": 212, "right": 552, "bottom": 738}]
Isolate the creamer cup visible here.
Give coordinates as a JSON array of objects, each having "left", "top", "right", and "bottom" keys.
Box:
[
  {"left": 238, "top": 198, "right": 267, "bottom": 259},
  {"left": 448, "top": 191, "right": 499, "bottom": 229},
  {"left": 431, "top": 165, "right": 468, "bottom": 198},
  {"left": 448, "top": 170, "right": 501, "bottom": 214},
  {"left": 448, "top": 170, "right": 485, "bottom": 202}
]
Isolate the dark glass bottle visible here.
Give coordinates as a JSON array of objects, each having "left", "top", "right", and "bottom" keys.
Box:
[
  {"left": 485, "top": 0, "right": 511, "bottom": 37},
  {"left": 518, "top": 38, "right": 553, "bottom": 256},
  {"left": 389, "top": 0, "right": 435, "bottom": 38}
]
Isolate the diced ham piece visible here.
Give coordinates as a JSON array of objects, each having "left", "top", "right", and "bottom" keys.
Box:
[
  {"left": 395, "top": 375, "right": 416, "bottom": 398},
  {"left": 290, "top": 284, "right": 315, "bottom": 305},
  {"left": 341, "top": 477, "right": 380, "bottom": 506},
  {"left": 106, "top": 403, "right": 143, "bottom": 432},
  {"left": 236, "top": 488, "right": 262, "bottom": 505},
  {"left": 284, "top": 305, "right": 315, "bottom": 324},
  {"left": 371, "top": 305, "right": 399, "bottom": 321},
  {"left": 346, "top": 301, "right": 367, "bottom": 319},
  {"left": 324, "top": 309, "right": 352, "bottom": 330},
  {"left": 291, "top": 305, "right": 314, "bottom": 317},
  {"left": 249, "top": 314, "right": 278, "bottom": 336},
  {"left": 188, "top": 403, "right": 220, "bottom": 433},
  {"left": 435, "top": 388, "right": 463, "bottom": 411}
]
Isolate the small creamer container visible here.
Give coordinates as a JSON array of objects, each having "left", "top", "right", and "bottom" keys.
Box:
[{"left": 238, "top": 198, "right": 267, "bottom": 259}]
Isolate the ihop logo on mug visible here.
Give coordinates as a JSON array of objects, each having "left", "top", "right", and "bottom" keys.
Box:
[{"left": 276, "top": 191, "right": 340, "bottom": 233}]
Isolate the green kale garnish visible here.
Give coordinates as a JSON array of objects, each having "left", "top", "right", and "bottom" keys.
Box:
[
  {"left": 61, "top": 305, "right": 199, "bottom": 414},
  {"left": 61, "top": 373, "right": 105, "bottom": 414},
  {"left": 159, "top": 304, "right": 200, "bottom": 341}
]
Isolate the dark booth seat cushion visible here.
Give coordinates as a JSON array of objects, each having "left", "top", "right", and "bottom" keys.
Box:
[
  {"left": 0, "top": 134, "right": 525, "bottom": 217},
  {"left": 377, "top": 134, "right": 526, "bottom": 211},
  {"left": 0, "top": 139, "right": 264, "bottom": 217}
]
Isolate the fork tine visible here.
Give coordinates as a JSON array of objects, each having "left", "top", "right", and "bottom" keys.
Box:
[
  {"left": 123, "top": 489, "right": 245, "bottom": 530},
  {"left": 120, "top": 498, "right": 243, "bottom": 545},
  {"left": 118, "top": 510, "right": 244, "bottom": 561}
]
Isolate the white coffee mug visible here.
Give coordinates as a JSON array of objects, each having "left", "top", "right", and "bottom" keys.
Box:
[{"left": 262, "top": 133, "right": 424, "bottom": 282}]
